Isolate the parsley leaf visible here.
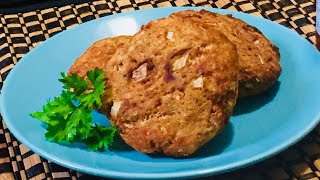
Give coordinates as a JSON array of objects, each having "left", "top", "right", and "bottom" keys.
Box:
[
  {"left": 31, "top": 91, "right": 75, "bottom": 125},
  {"left": 59, "top": 73, "right": 88, "bottom": 96},
  {"left": 78, "top": 68, "right": 106, "bottom": 109},
  {"left": 31, "top": 68, "right": 116, "bottom": 151},
  {"left": 85, "top": 124, "right": 117, "bottom": 151}
]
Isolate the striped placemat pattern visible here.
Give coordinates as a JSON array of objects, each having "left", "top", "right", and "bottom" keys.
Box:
[{"left": 0, "top": 0, "right": 318, "bottom": 179}]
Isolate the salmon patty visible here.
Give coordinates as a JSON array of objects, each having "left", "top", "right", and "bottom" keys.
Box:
[
  {"left": 104, "top": 16, "right": 239, "bottom": 157},
  {"left": 170, "top": 10, "right": 281, "bottom": 98},
  {"left": 68, "top": 36, "right": 131, "bottom": 78}
]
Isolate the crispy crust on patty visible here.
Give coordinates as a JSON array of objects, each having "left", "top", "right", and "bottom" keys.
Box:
[
  {"left": 104, "top": 16, "right": 239, "bottom": 157},
  {"left": 68, "top": 36, "right": 131, "bottom": 78},
  {"left": 170, "top": 10, "right": 281, "bottom": 98}
]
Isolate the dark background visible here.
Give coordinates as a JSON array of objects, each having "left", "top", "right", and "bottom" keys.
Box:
[{"left": 0, "top": 0, "right": 92, "bottom": 14}]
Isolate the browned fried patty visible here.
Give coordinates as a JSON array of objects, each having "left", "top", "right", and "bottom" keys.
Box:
[
  {"left": 170, "top": 10, "right": 281, "bottom": 98},
  {"left": 104, "top": 16, "right": 239, "bottom": 157},
  {"left": 68, "top": 36, "right": 131, "bottom": 78}
]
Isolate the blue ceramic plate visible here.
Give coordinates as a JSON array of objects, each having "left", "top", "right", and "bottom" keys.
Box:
[{"left": 1, "top": 7, "right": 320, "bottom": 179}]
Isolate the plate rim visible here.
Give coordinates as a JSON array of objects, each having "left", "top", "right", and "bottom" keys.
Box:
[{"left": 1, "top": 7, "right": 320, "bottom": 179}]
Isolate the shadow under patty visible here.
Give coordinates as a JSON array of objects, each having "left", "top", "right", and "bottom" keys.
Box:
[{"left": 233, "top": 81, "right": 280, "bottom": 116}]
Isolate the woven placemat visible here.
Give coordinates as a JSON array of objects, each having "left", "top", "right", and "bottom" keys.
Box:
[{"left": 0, "top": 0, "right": 318, "bottom": 179}]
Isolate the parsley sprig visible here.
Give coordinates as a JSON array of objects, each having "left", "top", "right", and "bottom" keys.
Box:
[{"left": 32, "top": 68, "right": 116, "bottom": 151}]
